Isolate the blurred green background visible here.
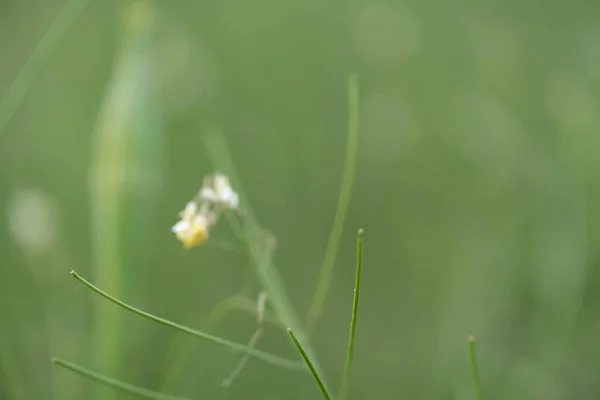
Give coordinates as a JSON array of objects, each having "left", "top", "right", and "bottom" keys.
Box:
[{"left": 2, "top": 0, "right": 600, "bottom": 399}]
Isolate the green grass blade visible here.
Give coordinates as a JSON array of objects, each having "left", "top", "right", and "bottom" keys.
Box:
[
  {"left": 88, "top": 4, "right": 158, "bottom": 399},
  {"left": 306, "top": 73, "right": 360, "bottom": 332},
  {"left": 69, "top": 270, "right": 304, "bottom": 370},
  {"left": 338, "top": 229, "right": 364, "bottom": 400},
  {"left": 468, "top": 336, "right": 483, "bottom": 400},
  {"left": 52, "top": 358, "right": 190, "bottom": 400},
  {"left": 0, "top": 0, "right": 92, "bottom": 137},
  {"left": 203, "top": 129, "right": 331, "bottom": 388},
  {"left": 287, "top": 329, "right": 332, "bottom": 400}
]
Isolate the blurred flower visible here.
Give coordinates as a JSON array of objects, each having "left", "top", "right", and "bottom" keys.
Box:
[
  {"left": 172, "top": 201, "right": 214, "bottom": 248},
  {"left": 7, "top": 189, "right": 59, "bottom": 256},
  {"left": 172, "top": 173, "right": 239, "bottom": 248},
  {"left": 200, "top": 173, "right": 239, "bottom": 210}
]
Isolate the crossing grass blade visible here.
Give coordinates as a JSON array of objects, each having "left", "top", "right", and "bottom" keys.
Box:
[
  {"left": 70, "top": 270, "right": 304, "bottom": 370},
  {"left": 52, "top": 358, "right": 191, "bottom": 400}
]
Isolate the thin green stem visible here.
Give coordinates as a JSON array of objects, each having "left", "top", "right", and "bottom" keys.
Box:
[
  {"left": 207, "top": 295, "right": 284, "bottom": 331},
  {"left": 224, "top": 209, "right": 246, "bottom": 243},
  {"left": 0, "top": 0, "right": 92, "bottom": 137},
  {"left": 69, "top": 270, "right": 304, "bottom": 370},
  {"left": 307, "top": 73, "right": 360, "bottom": 333},
  {"left": 88, "top": 4, "right": 158, "bottom": 397},
  {"left": 338, "top": 229, "right": 364, "bottom": 400},
  {"left": 287, "top": 329, "right": 332, "bottom": 400},
  {"left": 222, "top": 329, "right": 263, "bottom": 387},
  {"left": 159, "top": 293, "right": 280, "bottom": 392},
  {"left": 468, "top": 336, "right": 483, "bottom": 400},
  {"left": 203, "top": 129, "right": 331, "bottom": 388},
  {"left": 52, "top": 358, "right": 190, "bottom": 400},
  {"left": 205, "top": 238, "right": 244, "bottom": 254}
]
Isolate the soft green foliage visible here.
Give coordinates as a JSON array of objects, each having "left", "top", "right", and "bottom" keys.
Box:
[
  {"left": 203, "top": 129, "right": 331, "bottom": 388},
  {"left": 0, "top": 0, "right": 92, "bottom": 136},
  {"left": 0, "top": 338, "right": 28, "bottom": 400},
  {"left": 88, "top": 4, "right": 162, "bottom": 399},
  {"left": 2, "top": 0, "right": 600, "bottom": 399}
]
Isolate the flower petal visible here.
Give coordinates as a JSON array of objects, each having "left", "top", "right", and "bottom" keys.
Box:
[
  {"left": 171, "top": 220, "right": 190, "bottom": 233},
  {"left": 200, "top": 187, "right": 220, "bottom": 202},
  {"left": 192, "top": 214, "right": 208, "bottom": 230},
  {"left": 180, "top": 202, "right": 197, "bottom": 219},
  {"left": 228, "top": 192, "right": 239, "bottom": 209}
]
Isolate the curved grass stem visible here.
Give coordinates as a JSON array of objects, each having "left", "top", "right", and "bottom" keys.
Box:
[
  {"left": 307, "top": 73, "right": 360, "bottom": 333},
  {"left": 52, "top": 358, "right": 190, "bottom": 400},
  {"left": 69, "top": 270, "right": 304, "bottom": 370}
]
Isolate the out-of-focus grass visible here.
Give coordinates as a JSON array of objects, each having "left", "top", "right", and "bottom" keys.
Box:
[
  {"left": 3, "top": 0, "right": 600, "bottom": 399},
  {"left": 0, "top": 0, "right": 92, "bottom": 137},
  {"left": 88, "top": 2, "right": 161, "bottom": 399},
  {"left": 306, "top": 73, "right": 360, "bottom": 334},
  {"left": 203, "top": 130, "right": 332, "bottom": 392},
  {"left": 0, "top": 338, "right": 28, "bottom": 400}
]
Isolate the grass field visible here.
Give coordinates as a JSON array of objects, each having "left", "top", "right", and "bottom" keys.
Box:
[{"left": 2, "top": 0, "right": 600, "bottom": 399}]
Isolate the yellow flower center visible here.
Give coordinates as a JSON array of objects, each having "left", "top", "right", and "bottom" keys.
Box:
[{"left": 182, "top": 224, "right": 208, "bottom": 248}]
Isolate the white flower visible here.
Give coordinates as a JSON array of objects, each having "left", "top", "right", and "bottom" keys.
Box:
[
  {"left": 172, "top": 201, "right": 212, "bottom": 248},
  {"left": 200, "top": 173, "right": 239, "bottom": 209},
  {"left": 179, "top": 201, "right": 197, "bottom": 220},
  {"left": 172, "top": 173, "right": 240, "bottom": 249}
]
